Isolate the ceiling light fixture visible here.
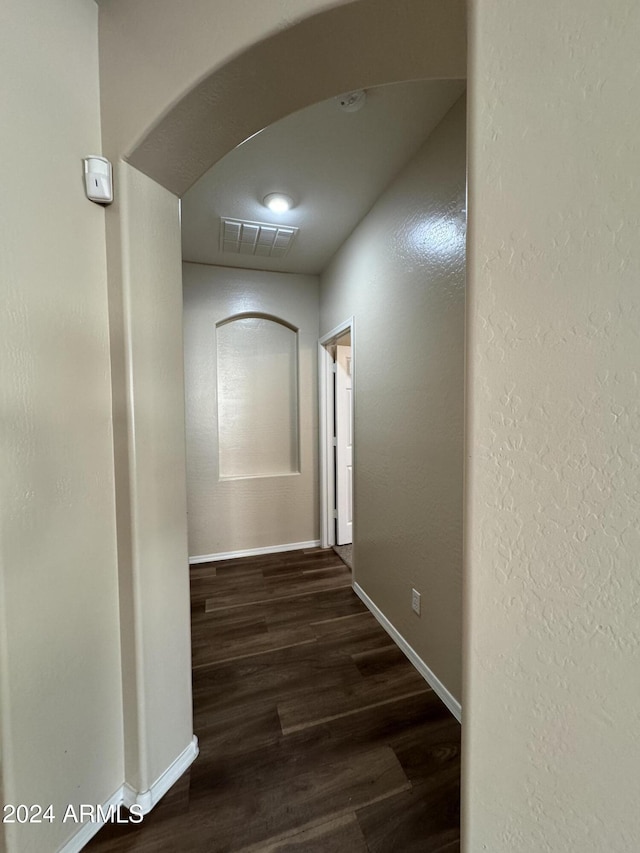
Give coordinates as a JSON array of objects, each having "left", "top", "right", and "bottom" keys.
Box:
[{"left": 263, "top": 193, "right": 294, "bottom": 213}]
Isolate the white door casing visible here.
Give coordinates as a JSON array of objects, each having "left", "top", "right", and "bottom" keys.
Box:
[{"left": 336, "top": 344, "right": 353, "bottom": 545}]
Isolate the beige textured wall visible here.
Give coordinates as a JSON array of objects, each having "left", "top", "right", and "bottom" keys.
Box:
[
  {"left": 320, "top": 97, "right": 466, "bottom": 701},
  {"left": 106, "top": 164, "right": 194, "bottom": 792},
  {"left": 464, "top": 1, "right": 640, "bottom": 849},
  {"left": 0, "top": 1, "right": 123, "bottom": 850},
  {"left": 183, "top": 264, "right": 320, "bottom": 558}
]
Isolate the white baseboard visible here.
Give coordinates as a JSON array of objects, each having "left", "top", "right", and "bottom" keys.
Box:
[
  {"left": 57, "top": 786, "right": 125, "bottom": 853},
  {"left": 352, "top": 582, "right": 462, "bottom": 723},
  {"left": 189, "top": 540, "right": 322, "bottom": 564},
  {"left": 58, "top": 736, "right": 199, "bottom": 853},
  {"left": 122, "top": 736, "right": 199, "bottom": 813}
]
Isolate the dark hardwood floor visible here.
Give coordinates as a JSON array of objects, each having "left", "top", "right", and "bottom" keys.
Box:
[{"left": 88, "top": 548, "right": 461, "bottom": 852}]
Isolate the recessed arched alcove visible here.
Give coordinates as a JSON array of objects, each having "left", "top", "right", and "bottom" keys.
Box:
[
  {"left": 215, "top": 313, "right": 300, "bottom": 479},
  {"left": 124, "top": 0, "right": 466, "bottom": 195}
]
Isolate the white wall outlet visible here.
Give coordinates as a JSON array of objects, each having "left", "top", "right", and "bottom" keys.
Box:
[{"left": 411, "top": 588, "right": 421, "bottom": 615}]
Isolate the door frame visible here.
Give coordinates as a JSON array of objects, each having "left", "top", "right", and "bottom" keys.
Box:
[{"left": 318, "top": 317, "right": 355, "bottom": 552}]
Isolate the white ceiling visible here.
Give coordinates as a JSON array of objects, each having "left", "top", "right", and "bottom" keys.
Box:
[{"left": 181, "top": 79, "right": 465, "bottom": 275}]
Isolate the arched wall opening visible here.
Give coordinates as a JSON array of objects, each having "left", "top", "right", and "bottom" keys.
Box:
[
  {"left": 97, "top": 1, "right": 640, "bottom": 852},
  {"left": 99, "top": 0, "right": 467, "bottom": 836},
  {"left": 120, "top": 0, "right": 466, "bottom": 193}
]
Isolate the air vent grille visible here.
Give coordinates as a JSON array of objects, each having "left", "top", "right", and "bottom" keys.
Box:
[{"left": 220, "top": 217, "right": 299, "bottom": 258}]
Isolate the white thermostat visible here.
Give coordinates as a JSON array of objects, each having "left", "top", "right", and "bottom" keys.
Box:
[{"left": 83, "top": 155, "right": 113, "bottom": 204}]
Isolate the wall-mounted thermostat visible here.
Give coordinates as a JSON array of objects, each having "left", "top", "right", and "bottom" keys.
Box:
[{"left": 83, "top": 155, "right": 113, "bottom": 204}]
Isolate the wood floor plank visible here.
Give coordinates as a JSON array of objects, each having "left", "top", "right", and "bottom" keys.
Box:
[
  {"left": 237, "top": 813, "right": 369, "bottom": 853},
  {"left": 351, "top": 643, "right": 408, "bottom": 676},
  {"left": 190, "top": 563, "right": 217, "bottom": 577},
  {"left": 280, "top": 688, "right": 431, "bottom": 734},
  {"left": 355, "top": 773, "right": 461, "bottom": 853},
  {"left": 262, "top": 556, "right": 344, "bottom": 578},
  {"left": 285, "top": 690, "right": 459, "bottom": 767},
  {"left": 264, "top": 589, "right": 366, "bottom": 628},
  {"left": 195, "top": 703, "right": 283, "bottom": 761},
  {"left": 277, "top": 657, "right": 430, "bottom": 734},
  {"left": 191, "top": 609, "right": 369, "bottom": 667},
  {"left": 196, "top": 586, "right": 367, "bottom": 634},
  {"left": 298, "top": 565, "right": 350, "bottom": 579},
  {"left": 191, "top": 607, "right": 268, "bottom": 638},
  {"left": 194, "top": 631, "right": 318, "bottom": 668},
  {"left": 194, "top": 572, "right": 269, "bottom": 605},
  {"left": 204, "top": 572, "right": 352, "bottom": 612},
  {"left": 309, "top": 611, "right": 400, "bottom": 656},
  {"left": 214, "top": 561, "right": 280, "bottom": 578},
  {"left": 192, "top": 643, "right": 364, "bottom": 726},
  {"left": 262, "top": 565, "right": 350, "bottom": 595},
  {"left": 310, "top": 610, "right": 370, "bottom": 626},
  {"left": 186, "top": 744, "right": 411, "bottom": 851}
]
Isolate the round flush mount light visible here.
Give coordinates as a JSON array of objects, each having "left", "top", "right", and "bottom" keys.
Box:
[{"left": 263, "top": 193, "right": 294, "bottom": 213}]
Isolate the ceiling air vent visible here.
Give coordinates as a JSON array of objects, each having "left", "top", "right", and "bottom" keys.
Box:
[{"left": 220, "top": 217, "right": 299, "bottom": 258}]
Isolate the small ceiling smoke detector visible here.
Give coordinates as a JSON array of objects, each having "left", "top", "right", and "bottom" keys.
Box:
[
  {"left": 336, "top": 90, "right": 366, "bottom": 113},
  {"left": 263, "top": 193, "right": 294, "bottom": 213}
]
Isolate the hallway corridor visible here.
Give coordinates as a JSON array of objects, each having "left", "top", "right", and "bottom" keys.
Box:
[{"left": 89, "top": 549, "right": 460, "bottom": 851}]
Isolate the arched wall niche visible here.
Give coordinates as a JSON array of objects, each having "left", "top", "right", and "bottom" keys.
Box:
[
  {"left": 125, "top": 0, "right": 466, "bottom": 195},
  {"left": 216, "top": 312, "right": 299, "bottom": 333},
  {"left": 215, "top": 313, "right": 300, "bottom": 480}
]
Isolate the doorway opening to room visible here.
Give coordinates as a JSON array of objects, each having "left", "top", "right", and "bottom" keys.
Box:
[{"left": 319, "top": 318, "right": 355, "bottom": 570}]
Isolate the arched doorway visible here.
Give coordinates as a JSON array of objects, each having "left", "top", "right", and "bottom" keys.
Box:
[{"left": 99, "top": 0, "right": 466, "bottom": 834}]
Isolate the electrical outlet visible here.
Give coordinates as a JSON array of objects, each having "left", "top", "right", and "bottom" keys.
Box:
[{"left": 411, "top": 588, "right": 421, "bottom": 615}]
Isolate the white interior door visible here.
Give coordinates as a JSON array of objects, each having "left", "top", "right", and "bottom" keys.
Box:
[{"left": 336, "top": 344, "right": 353, "bottom": 545}]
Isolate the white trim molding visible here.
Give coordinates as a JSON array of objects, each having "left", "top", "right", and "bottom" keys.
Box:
[
  {"left": 318, "top": 341, "right": 336, "bottom": 550},
  {"left": 122, "top": 736, "right": 199, "bottom": 813},
  {"left": 353, "top": 583, "right": 462, "bottom": 723},
  {"left": 318, "top": 317, "right": 355, "bottom": 552},
  {"left": 57, "top": 786, "right": 125, "bottom": 853},
  {"left": 58, "top": 736, "right": 199, "bottom": 853},
  {"left": 189, "top": 540, "right": 321, "bottom": 564}
]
